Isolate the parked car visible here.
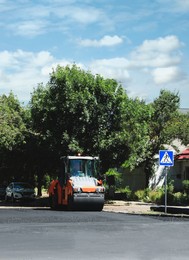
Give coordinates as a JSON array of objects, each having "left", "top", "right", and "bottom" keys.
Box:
[
  {"left": 0, "top": 184, "right": 7, "bottom": 200},
  {"left": 5, "top": 182, "right": 36, "bottom": 202}
]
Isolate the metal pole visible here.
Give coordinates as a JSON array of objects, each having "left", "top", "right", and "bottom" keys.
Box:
[{"left": 165, "top": 167, "right": 168, "bottom": 214}]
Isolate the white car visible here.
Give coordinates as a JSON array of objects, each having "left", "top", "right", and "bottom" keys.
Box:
[{"left": 5, "top": 182, "right": 36, "bottom": 202}]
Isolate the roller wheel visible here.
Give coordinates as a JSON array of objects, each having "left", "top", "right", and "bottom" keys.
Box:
[
  {"left": 49, "top": 193, "right": 58, "bottom": 210},
  {"left": 67, "top": 195, "right": 74, "bottom": 211}
]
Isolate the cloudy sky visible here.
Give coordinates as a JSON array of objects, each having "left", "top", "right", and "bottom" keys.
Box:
[{"left": 0, "top": 0, "right": 189, "bottom": 107}]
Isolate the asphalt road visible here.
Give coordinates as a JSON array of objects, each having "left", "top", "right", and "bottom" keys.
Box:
[{"left": 0, "top": 207, "right": 189, "bottom": 260}]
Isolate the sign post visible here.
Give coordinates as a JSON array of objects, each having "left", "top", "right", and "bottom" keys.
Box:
[
  {"left": 164, "top": 167, "right": 168, "bottom": 213},
  {"left": 159, "top": 150, "right": 174, "bottom": 213}
]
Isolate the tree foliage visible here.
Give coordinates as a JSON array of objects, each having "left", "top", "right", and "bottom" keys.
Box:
[
  {"left": 29, "top": 69, "right": 182, "bottom": 184},
  {"left": 0, "top": 67, "right": 185, "bottom": 190},
  {"left": 30, "top": 65, "right": 130, "bottom": 172},
  {"left": 0, "top": 93, "right": 31, "bottom": 183},
  {"left": 0, "top": 92, "right": 27, "bottom": 150},
  {"left": 144, "top": 90, "right": 180, "bottom": 184},
  {"left": 121, "top": 98, "right": 153, "bottom": 170},
  {"left": 150, "top": 89, "right": 180, "bottom": 151},
  {"left": 166, "top": 112, "right": 189, "bottom": 147}
]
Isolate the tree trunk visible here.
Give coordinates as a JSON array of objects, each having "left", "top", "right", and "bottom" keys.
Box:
[
  {"left": 37, "top": 175, "right": 42, "bottom": 197},
  {"left": 144, "top": 158, "right": 153, "bottom": 188}
]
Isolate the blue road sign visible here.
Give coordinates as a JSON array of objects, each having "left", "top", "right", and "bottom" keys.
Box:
[{"left": 159, "top": 150, "right": 174, "bottom": 166}]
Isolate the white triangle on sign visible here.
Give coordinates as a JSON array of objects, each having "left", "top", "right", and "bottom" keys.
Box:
[{"left": 160, "top": 152, "right": 172, "bottom": 164}]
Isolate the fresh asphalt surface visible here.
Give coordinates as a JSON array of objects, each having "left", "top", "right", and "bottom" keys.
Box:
[{"left": 0, "top": 204, "right": 189, "bottom": 260}]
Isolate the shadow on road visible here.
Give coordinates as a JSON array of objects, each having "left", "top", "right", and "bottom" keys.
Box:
[{"left": 0, "top": 197, "right": 49, "bottom": 207}]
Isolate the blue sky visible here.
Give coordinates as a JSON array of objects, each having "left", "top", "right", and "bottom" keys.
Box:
[{"left": 0, "top": 0, "right": 189, "bottom": 108}]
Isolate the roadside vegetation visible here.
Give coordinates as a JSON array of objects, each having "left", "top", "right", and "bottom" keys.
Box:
[
  {"left": 135, "top": 180, "right": 189, "bottom": 206},
  {"left": 0, "top": 64, "right": 189, "bottom": 198},
  {"left": 105, "top": 179, "right": 189, "bottom": 206}
]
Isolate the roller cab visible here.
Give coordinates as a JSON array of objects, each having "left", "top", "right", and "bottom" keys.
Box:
[{"left": 48, "top": 155, "right": 105, "bottom": 211}]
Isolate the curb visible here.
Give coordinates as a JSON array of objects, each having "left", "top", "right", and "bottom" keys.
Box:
[
  {"left": 103, "top": 207, "right": 189, "bottom": 218},
  {"left": 150, "top": 205, "right": 189, "bottom": 216}
]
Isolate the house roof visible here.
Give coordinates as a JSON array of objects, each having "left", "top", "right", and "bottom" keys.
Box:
[{"left": 175, "top": 148, "right": 189, "bottom": 160}]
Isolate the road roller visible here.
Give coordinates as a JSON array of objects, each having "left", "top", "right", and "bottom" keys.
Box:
[{"left": 48, "top": 155, "right": 105, "bottom": 211}]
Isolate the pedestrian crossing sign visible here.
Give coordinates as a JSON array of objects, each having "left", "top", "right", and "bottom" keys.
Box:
[{"left": 159, "top": 150, "right": 174, "bottom": 166}]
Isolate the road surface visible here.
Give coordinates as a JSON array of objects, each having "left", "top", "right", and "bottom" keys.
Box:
[{"left": 0, "top": 207, "right": 189, "bottom": 260}]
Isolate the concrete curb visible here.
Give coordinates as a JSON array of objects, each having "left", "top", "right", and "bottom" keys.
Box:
[
  {"left": 104, "top": 200, "right": 189, "bottom": 218},
  {"left": 1, "top": 198, "right": 189, "bottom": 218},
  {"left": 150, "top": 205, "right": 189, "bottom": 216}
]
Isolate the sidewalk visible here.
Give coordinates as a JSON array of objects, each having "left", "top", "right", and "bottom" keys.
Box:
[
  {"left": 36, "top": 191, "right": 189, "bottom": 216},
  {"left": 104, "top": 201, "right": 154, "bottom": 214},
  {"left": 2, "top": 197, "right": 189, "bottom": 217},
  {"left": 104, "top": 200, "right": 189, "bottom": 217}
]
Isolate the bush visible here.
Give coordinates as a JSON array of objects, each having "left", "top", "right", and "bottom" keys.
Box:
[
  {"left": 135, "top": 189, "right": 149, "bottom": 202},
  {"left": 167, "top": 181, "right": 174, "bottom": 194},
  {"left": 173, "top": 192, "right": 189, "bottom": 205},
  {"left": 135, "top": 187, "right": 165, "bottom": 204},
  {"left": 105, "top": 168, "right": 122, "bottom": 188},
  {"left": 134, "top": 181, "right": 189, "bottom": 206},
  {"left": 182, "top": 180, "right": 189, "bottom": 195},
  {"left": 116, "top": 186, "right": 132, "bottom": 200},
  {"left": 148, "top": 189, "right": 164, "bottom": 204},
  {"left": 42, "top": 174, "right": 51, "bottom": 189}
]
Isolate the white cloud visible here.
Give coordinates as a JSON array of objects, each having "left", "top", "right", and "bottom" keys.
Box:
[
  {"left": 126, "top": 35, "right": 186, "bottom": 92},
  {"left": 86, "top": 35, "right": 183, "bottom": 88},
  {"left": 130, "top": 36, "right": 183, "bottom": 69},
  {"left": 1, "top": 1, "right": 108, "bottom": 38},
  {"left": 31, "top": 51, "right": 54, "bottom": 66},
  {"left": 130, "top": 53, "right": 181, "bottom": 68},
  {"left": 174, "top": 0, "right": 189, "bottom": 11},
  {"left": 9, "top": 20, "right": 48, "bottom": 37},
  {"left": 0, "top": 35, "right": 186, "bottom": 104},
  {"left": 152, "top": 66, "right": 182, "bottom": 84},
  {"left": 134, "top": 35, "right": 182, "bottom": 53},
  {"left": 79, "top": 35, "right": 123, "bottom": 47},
  {"left": 157, "top": 0, "right": 189, "bottom": 13},
  {"left": 68, "top": 6, "right": 103, "bottom": 24},
  {"left": 0, "top": 49, "right": 88, "bottom": 103},
  {"left": 0, "top": 50, "right": 71, "bottom": 103},
  {"left": 0, "top": 51, "right": 18, "bottom": 68},
  {"left": 89, "top": 58, "right": 130, "bottom": 82},
  {"left": 0, "top": 50, "right": 54, "bottom": 70}
]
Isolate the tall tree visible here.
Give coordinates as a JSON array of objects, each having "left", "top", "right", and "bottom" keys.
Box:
[
  {"left": 30, "top": 65, "right": 129, "bottom": 173},
  {"left": 121, "top": 98, "right": 153, "bottom": 170},
  {"left": 0, "top": 93, "right": 29, "bottom": 182},
  {"left": 144, "top": 89, "right": 180, "bottom": 185},
  {"left": 166, "top": 111, "right": 189, "bottom": 147},
  {"left": 176, "top": 113, "right": 189, "bottom": 146},
  {"left": 0, "top": 92, "right": 27, "bottom": 150}
]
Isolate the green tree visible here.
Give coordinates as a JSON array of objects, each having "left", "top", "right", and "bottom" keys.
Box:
[
  {"left": 0, "top": 93, "right": 29, "bottom": 183},
  {"left": 121, "top": 89, "right": 180, "bottom": 187},
  {"left": 144, "top": 89, "right": 180, "bottom": 185},
  {"left": 166, "top": 112, "right": 189, "bottom": 147},
  {"left": 121, "top": 98, "right": 153, "bottom": 170},
  {"left": 30, "top": 67, "right": 181, "bottom": 188},
  {"left": 150, "top": 90, "right": 180, "bottom": 149},
  {"left": 30, "top": 65, "right": 130, "bottom": 173},
  {"left": 0, "top": 92, "right": 27, "bottom": 150}
]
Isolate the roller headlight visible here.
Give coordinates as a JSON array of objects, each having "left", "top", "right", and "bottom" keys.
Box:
[
  {"left": 73, "top": 187, "right": 81, "bottom": 193},
  {"left": 96, "top": 187, "right": 104, "bottom": 193}
]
